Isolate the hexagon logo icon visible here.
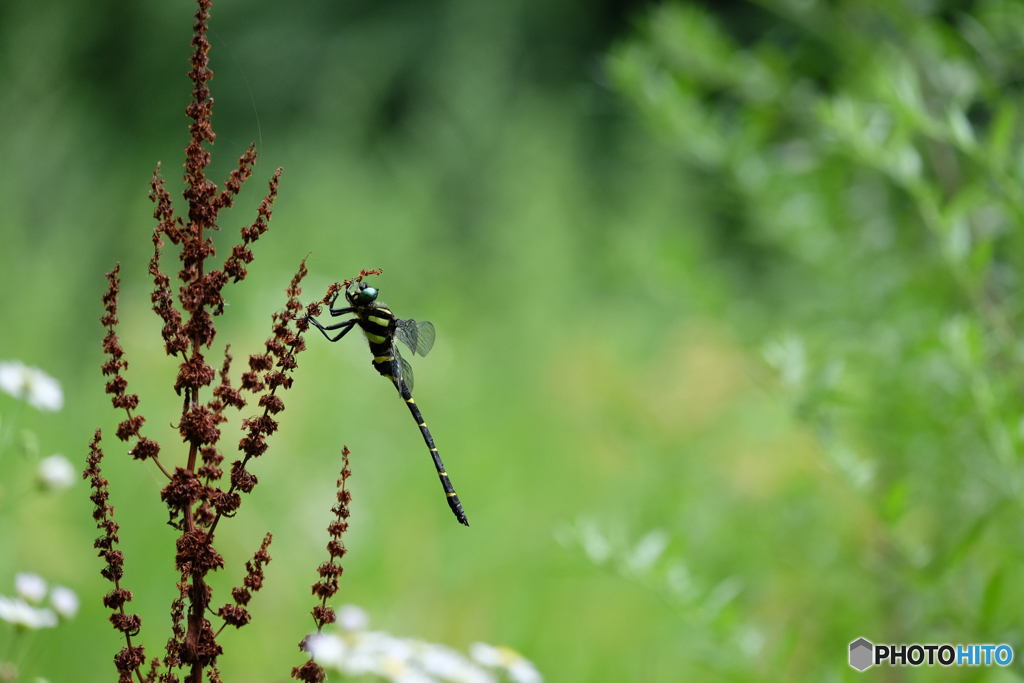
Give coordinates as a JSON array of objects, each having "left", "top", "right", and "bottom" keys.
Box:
[{"left": 850, "top": 638, "right": 873, "bottom": 671}]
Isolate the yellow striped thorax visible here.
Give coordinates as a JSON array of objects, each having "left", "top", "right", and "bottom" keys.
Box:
[{"left": 357, "top": 300, "right": 395, "bottom": 347}]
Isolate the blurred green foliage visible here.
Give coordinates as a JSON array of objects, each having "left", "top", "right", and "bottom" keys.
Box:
[
  {"left": 2, "top": 0, "right": 1024, "bottom": 680},
  {"left": 609, "top": 0, "right": 1024, "bottom": 679}
]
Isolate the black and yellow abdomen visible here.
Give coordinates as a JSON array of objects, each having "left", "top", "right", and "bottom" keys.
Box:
[{"left": 398, "top": 383, "right": 469, "bottom": 526}]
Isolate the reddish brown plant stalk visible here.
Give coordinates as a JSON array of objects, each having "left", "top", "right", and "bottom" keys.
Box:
[
  {"left": 91, "top": 1, "right": 314, "bottom": 681},
  {"left": 291, "top": 447, "right": 354, "bottom": 683},
  {"left": 216, "top": 533, "right": 273, "bottom": 631},
  {"left": 101, "top": 265, "right": 167, "bottom": 475},
  {"left": 84, "top": 430, "right": 146, "bottom": 683}
]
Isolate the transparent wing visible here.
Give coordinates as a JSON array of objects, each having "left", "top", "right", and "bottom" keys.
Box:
[
  {"left": 393, "top": 343, "right": 415, "bottom": 393},
  {"left": 395, "top": 318, "right": 419, "bottom": 355},
  {"left": 415, "top": 321, "right": 435, "bottom": 357}
]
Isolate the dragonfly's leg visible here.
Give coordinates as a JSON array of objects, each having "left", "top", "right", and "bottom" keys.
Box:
[
  {"left": 308, "top": 317, "right": 356, "bottom": 342},
  {"left": 325, "top": 321, "right": 357, "bottom": 342},
  {"left": 329, "top": 305, "right": 354, "bottom": 317}
]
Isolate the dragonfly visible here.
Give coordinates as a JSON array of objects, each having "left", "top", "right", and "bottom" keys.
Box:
[{"left": 306, "top": 278, "right": 469, "bottom": 527}]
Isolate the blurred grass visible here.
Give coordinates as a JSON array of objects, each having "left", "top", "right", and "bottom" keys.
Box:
[{"left": 3, "top": 0, "right": 1024, "bottom": 681}]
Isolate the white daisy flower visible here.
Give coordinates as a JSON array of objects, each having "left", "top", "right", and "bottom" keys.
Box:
[
  {"left": 307, "top": 633, "right": 346, "bottom": 666},
  {"left": 50, "top": 586, "right": 79, "bottom": 619},
  {"left": 580, "top": 522, "right": 611, "bottom": 565},
  {"left": 468, "top": 643, "right": 503, "bottom": 668},
  {"left": 624, "top": 530, "right": 669, "bottom": 575},
  {"left": 380, "top": 655, "right": 434, "bottom": 683},
  {"left": 338, "top": 603, "right": 369, "bottom": 632},
  {"left": 0, "top": 361, "right": 63, "bottom": 411},
  {"left": 374, "top": 632, "right": 414, "bottom": 663},
  {"left": 38, "top": 454, "right": 75, "bottom": 491},
  {"left": 341, "top": 648, "right": 383, "bottom": 678},
  {"left": 0, "top": 596, "right": 58, "bottom": 629},
  {"left": 341, "top": 631, "right": 394, "bottom": 678},
  {"left": 470, "top": 643, "right": 542, "bottom": 683},
  {"left": 418, "top": 644, "right": 470, "bottom": 678},
  {"left": 0, "top": 362, "right": 25, "bottom": 398},
  {"left": 506, "top": 659, "right": 543, "bottom": 683},
  {"left": 418, "top": 643, "right": 495, "bottom": 683},
  {"left": 15, "top": 573, "right": 47, "bottom": 603},
  {"left": 314, "top": 609, "right": 541, "bottom": 683}
]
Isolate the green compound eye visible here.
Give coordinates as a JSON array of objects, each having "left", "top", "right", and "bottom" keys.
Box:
[{"left": 357, "top": 287, "right": 378, "bottom": 304}]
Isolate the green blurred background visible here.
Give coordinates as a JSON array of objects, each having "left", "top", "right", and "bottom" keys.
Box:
[{"left": 4, "top": 0, "right": 1024, "bottom": 680}]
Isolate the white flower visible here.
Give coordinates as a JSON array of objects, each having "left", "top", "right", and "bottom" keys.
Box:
[
  {"left": 580, "top": 522, "right": 611, "bottom": 565},
  {"left": 469, "top": 643, "right": 503, "bottom": 668},
  {"left": 0, "top": 596, "right": 58, "bottom": 629},
  {"left": 376, "top": 633, "right": 413, "bottom": 661},
  {"left": 338, "top": 603, "right": 369, "bottom": 631},
  {"left": 313, "top": 614, "right": 537, "bottom": 683},
  {"left": 50, "top": 586, "right": 78, "bottom": 619},
  {"left": 624, "top": 530, "right": 669, "bottom": 575},
  {"left": 384, "top": 660, "right": 435, "bottom": 683},
  {"left": 0, "top": 361, "right": 63, "bottom": 411},
  {"left": 307, "top": 633, "right": 347, "bottom": 666},
  {"left": 38, "top": 455, "right": 75, "bottom": 491},
  {"left": 470, "top": 644, "right": 542, "bottom": 683},
  {"left": 340, "top": 631, "right": 397, "bottom": 678},
  {"left": 15, "top": 573, "right": 47, "bottom": 603},
  {"left": 506, "top": 659, "right": 542, "bottom": 683},
  {"left": 418, "top": 644, "right": 462, "bottom": 676},
  {"left": 0, "top": 362, "right": 24, "bottom": 397},
  {"left": 418, "top": 644, "right": 495, "bottom": 683}
]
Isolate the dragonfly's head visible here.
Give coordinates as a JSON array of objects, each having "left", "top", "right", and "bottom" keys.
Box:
[{"left": 347, "top": 281, "right": 379, "bottom": 306}]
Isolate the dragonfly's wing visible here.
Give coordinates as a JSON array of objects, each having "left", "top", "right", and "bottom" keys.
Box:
[
  {"left": 394, "top": 343, "right": 415, "bottom": 393},
  {"left": 395, "top": 318, "right": 419, "bottom": 355},
  {"left": 415, "top": 321, "right": 435, "bottom": 357}
]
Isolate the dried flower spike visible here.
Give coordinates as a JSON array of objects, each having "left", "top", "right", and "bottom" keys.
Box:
[
  {"left": 83, "top": 430, "right": 146, "bottom": 683},
  {"left": 91, "top": 1, "right": 306, "bottom": 681},
  {"left": 292, "top": 448, "right": 353, "bottom": 682},
  {"left": 101, "top": 264, "right": 167, "bottom": 471},
  {"left": 216, "top": 533, "right": 272, "bottom": 629},
  {"left": 213, "top": 258, "right": 311, "bottom": 538}
]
